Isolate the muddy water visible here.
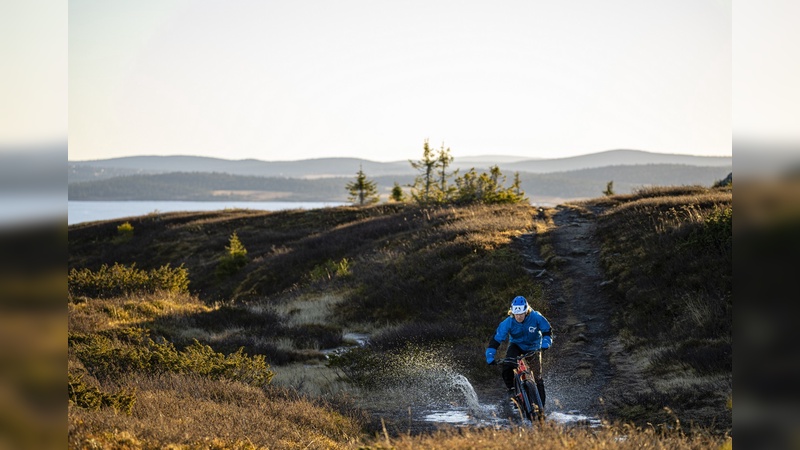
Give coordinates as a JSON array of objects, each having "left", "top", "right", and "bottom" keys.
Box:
[{"left": 322, "top": 337, "right": 602, "bottom": 431}]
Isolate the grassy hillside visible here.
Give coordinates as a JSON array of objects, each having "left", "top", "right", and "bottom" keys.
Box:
[
  {"left": 586, "top": 185, "right": 732, "bottom": 428},
  {"left": 68, "top": 191, "right": 731, "bottom": 448},
  {"left": 69, "top": 204, "right": 539, "bottom": 367}
]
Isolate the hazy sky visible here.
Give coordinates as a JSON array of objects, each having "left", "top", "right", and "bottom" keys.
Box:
[
  {"left": 61, "top": 0, "right": 739, "bottom": 162},
  {"left": 0, "top": 0, "right": 66, "bottom": 148},
  {"left": 9, "top": 1, "right": 800, "bottom": 163}
]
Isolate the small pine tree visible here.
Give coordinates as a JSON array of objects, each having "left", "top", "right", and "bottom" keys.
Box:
[
  {"left": 603, "top": 181, "right": 615, "bottom": 196},
  {"left": 409, "top": 139, "right": 438, "bottom": 205},
  {"left": 217, "top": 232, "right": 248, "bottom": 277},
  {"left": 511, "top": 172, "right": 527, "bottom": 201},
  {"left": 390, "top": 182, "right": 406, "bottom": 202},
  {"left": 346, "top": 165, "right": 380, "bottom": 206},
  {"left": 435, "top": 143, "right": 457, "bottom": 203}
]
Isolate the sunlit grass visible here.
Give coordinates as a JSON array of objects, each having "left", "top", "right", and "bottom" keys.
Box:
[
  {"left": 358, "top": 421, "right": 726, "bottom": 450},
  {"left": 68, "top": 292, "right": 212, "bottom": 334},
  {"left": 69, "top": 373, "right": 364, "bottom": 450}
]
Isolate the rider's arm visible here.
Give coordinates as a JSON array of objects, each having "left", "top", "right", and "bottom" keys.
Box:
[
  {"left": 537, "top": 313, "right": 553, "bottom": 349},
  {"left": 491, "top": 317, "right": 512, "bottom": 348},
  {"left": 485, "top": 318, "right": 511, "bottom": 363}
]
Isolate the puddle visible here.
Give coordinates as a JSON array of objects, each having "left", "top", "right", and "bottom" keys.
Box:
[
  {"left": 321, "top": 332, "right": 369, "bottom": 357},
  {"left": 417, "top": 372, "right": 603, "bottom": 429},
  {"left": 424, "top": 409, "right": 471, "bottom": 424},
  {"left": 548, "top": 410, "right": 604, "bottom": 427},
  {"left": 422, "top": 406, "right": 604, "bottom": 429},
  {"left": 422, "top": 405, "right": 507, "bottom": 427}
]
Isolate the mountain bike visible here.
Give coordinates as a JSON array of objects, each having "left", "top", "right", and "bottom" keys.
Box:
[{"left": 493, "top": 351, "right": 545, "bottom": 424}]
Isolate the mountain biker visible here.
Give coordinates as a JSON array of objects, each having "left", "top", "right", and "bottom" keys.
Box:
[{"left": 485, "top": 296, "right": 553, "bottom": 406}]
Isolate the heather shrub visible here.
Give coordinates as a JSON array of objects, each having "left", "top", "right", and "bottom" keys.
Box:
[
  {"left": 71, "top": 332, "right": 274, "bottom": 388},
  {"left": 309, "top": 258, "right": 350, "bottom": 282},
  {"left": 68, "top": 372, "right": 136, "bottom": 414},
  {"left": 288, "top": 323, "right": 343, "bottom": 349},
  {"left": 68, "top": 263, "right": 189, "bottom": 298},
  {"left": 115, "top": 221, "right": 134, "bottom": 242},
  {"left": 680, "top": 205, "right": 732, "bottom": 254}
]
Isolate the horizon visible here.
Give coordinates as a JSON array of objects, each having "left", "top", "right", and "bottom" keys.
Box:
[{"left": 67, "top": 147, "right": 732, "bottom": 164}]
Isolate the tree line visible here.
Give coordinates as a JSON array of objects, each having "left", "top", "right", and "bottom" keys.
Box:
[
  {"left": 67, "top": 156, "right": 731, "bottom": 203},
  {"left": 346, "top": 139, "right": 527, "bottom": 206}
]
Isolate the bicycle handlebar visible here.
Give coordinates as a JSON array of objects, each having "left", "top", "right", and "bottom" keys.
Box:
[{"left": 491, "top": 350, "right": 541, "bottom": 365}]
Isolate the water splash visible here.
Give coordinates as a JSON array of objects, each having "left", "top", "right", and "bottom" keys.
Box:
[
  {"left": 419, "top": 374, "right": 504, "bottom": 427},
  {"left": 327, "top": 343, "right": 604, "bottom": 429},
  {"left": 364, "top": 346, "right": 505, "bottom": 426}
]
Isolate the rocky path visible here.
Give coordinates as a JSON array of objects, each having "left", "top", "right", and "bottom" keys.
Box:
[{"left": 519, "top": 205, "right": 615, "bottom": 416}]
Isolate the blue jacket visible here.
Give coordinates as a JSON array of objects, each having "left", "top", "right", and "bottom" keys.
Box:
[{"left": 488, "top": 311, "right": 553, "bottom": 352}]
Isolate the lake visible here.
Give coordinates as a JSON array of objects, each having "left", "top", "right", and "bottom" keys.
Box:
[{"left": 68, "top": 201, "right": 348, "bottom": 225}]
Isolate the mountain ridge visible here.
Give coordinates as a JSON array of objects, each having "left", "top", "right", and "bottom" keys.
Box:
[
  {"left": 68, "top": 163, "right": 732, "bottom": 203},
  {"left": 69, "top": 149, "right": 731, "bottom": 180}
]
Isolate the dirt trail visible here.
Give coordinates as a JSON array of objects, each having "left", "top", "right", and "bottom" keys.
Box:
[{"left": 518, "top": 204, "right": 616, "bottom": 416}]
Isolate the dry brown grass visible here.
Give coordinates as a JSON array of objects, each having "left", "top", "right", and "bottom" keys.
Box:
[
  {"left": 69, "top": 373, "right": 365, "bottom": 449},
  {"left": 68, "top": 291, "right": 365, "bottom": 448},
  {"left": 357, "top": 421, "right": 727, "bottom": 450},
  {"left": 69, "top": 291, "right": 211, "bottom": 335}
]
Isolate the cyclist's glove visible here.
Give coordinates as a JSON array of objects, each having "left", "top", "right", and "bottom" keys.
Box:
[{"left": 485, "top": 348, "right": 496, "bottom": 365}]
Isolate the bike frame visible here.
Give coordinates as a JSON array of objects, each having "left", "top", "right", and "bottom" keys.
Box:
[{"left": 501, "top": 351, "right": 544, "bottom": 424}]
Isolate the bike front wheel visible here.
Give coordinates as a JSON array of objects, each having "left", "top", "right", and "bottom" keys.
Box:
[{"left": 523, "top": 380, "right": 545, "bottom": 422}]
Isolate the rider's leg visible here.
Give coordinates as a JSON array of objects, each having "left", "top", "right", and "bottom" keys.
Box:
[
  {"left": 502, "top": 344, "right": 524, "bottom": 391},
  {"left": 531, "top": 352, "right": 546, "bottom": 406}
]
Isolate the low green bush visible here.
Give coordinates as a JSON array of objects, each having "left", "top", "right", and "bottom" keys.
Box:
[
  {"left": 68, "top": 373, "right": 136, "bottom": 414},
  {"left": 308, "top": 258, "right": 350, "bottom": 282},
  {"left": 72, "top": 331, "right": 274, "bottom": 388},
  {"left": 68, "top": 263, "right": 189, "bottom": 298},
  {"left": 680, "top": 206, "right": 732, "bottom": 254},
  {"left": 115, "top": 221, "right": 134, "bottom": 243}
]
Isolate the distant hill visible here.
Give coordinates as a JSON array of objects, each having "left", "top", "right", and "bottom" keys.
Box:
[
  {"left": 69, "top": 149, "right": 731, "bottom": 182},
  {"left": 452, "top": 154, "right": 536, "bottom": 164},
  {"left": 68, "top": 164, "right": 732, "bottom": 203},
  {"left": 69, "top": 156, "right": 413, "bottom": 181},
  {"left": 507, "top": 149, "right": 731, "bottom": 173}
]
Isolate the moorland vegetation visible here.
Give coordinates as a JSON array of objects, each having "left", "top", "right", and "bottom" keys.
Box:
[{"left": 68, "top": 172, "right": 731, "bottom": 448}]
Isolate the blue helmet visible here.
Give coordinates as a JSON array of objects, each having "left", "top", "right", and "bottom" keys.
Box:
[{"left": 511, "top": 296, "right": 528, "bottom": 314}]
